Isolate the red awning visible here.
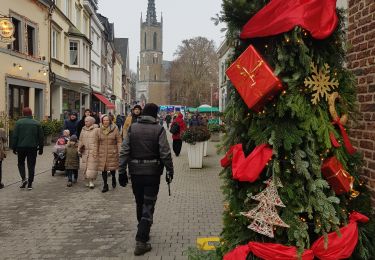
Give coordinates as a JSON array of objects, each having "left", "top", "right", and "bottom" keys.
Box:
[{"left": 93, "top": 93, "right": 115, "bottom": 109}]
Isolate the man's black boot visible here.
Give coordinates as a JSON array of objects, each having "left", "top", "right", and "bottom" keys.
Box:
[
  {"left": 134, "top": 241, "right": 152, "bottom": 256},
  {"left": 20, "top": 180, "right": 28, "bottom": 189}
]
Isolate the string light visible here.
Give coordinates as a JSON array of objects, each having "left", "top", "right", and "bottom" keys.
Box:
[
  {"left": 286, "top": 38, "right": 290, "bottom": 43},
  {"left": 265, "top": 44, "right": 268, "bottom": 48},
  {"left": 13, "top": 63, "right": 23, "bottom": 70}
]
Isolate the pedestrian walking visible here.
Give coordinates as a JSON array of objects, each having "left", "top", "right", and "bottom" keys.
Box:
[
  {"left": 171, "top": 112, "right": 187, "bottom": 157},
  {"left": 158, "top": 114, "right": 164, "bottom": 126},
  {"left": 122, "top": 105, "right": 142, "bottom": 139},
  {"left": 78, "top": 116, "right": 99, "bottom": 189},
  {"left": 12, "top": 107, "right": 44, "bottom": 190},
  {"left": 0, "top": 127, "right": 7, "bottom": 189},
  {"left": 97, "top": 115, "right": 122, "bottom": 193},
  {"left": 165, "top": 113, "right": 172, "bottom": 129},
  {"left": 63, "top": 111, "right": 79, "bottom": 136},
  {"left": 118, "top": 103, "right": 174, "bottom": 256},
  {"left": 92, "top": 111, "right": 101, "bottom": 125},
  {"left": 189, "top": 114, "right": 201, "bottom": 127},
  {"left": 77, "top": 109, "right": 92, "bottom": 139},
  {"left": 115, "top": 114, "right": 123, "bottom": 132},
  {"left": 64, "top": 135, "right": 79, "bottom": 187}
]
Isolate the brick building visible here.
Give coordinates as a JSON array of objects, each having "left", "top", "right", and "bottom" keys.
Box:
[{"left": 346, "top": 0, "right": 375, "bottom": 204}]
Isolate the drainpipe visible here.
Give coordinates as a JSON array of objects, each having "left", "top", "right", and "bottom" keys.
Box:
[{"left": 47, "top": 2, "right": 55, "bottom": 120}]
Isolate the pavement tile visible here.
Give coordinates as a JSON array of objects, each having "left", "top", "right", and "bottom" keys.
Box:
[{"left": 0, "top": 136, "right": 223, "bottom": 259}]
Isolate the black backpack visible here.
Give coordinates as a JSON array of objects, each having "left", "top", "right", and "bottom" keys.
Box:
[{"left": 170, "top": 123, "right": 180, "bottom": 135}]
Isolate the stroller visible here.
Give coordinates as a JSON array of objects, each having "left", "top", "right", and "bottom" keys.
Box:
[{"left": 52, "top": 137, "right": 66, "bottom": 176}]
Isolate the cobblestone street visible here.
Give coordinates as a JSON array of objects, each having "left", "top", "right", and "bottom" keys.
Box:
[{"left": 0, "top": 136, "right": 223, "bottom": 259}]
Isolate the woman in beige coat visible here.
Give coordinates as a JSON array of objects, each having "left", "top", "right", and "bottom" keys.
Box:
[
  {"left": 98, "top": 115, "right": 122, "bottom": 193},
  {"left": 0, "top": 127, "right": 7, "bottom": 189},
  {"left": 78, "top": 116, "right": 99, "bottom": 189}
]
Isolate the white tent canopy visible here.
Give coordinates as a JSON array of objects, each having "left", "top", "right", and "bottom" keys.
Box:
[{"left": 198, "top": 104, "right": 212, "bottom": 108}]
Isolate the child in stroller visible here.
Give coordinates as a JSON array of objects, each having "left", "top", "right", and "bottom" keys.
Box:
[{"left": 52, "top": 130, "right": 70, "bottom": 176}]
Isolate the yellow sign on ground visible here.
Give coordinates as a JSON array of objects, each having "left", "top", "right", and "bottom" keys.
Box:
[{"left": 196, "top": 237, "right": 221, "bottom": 251}]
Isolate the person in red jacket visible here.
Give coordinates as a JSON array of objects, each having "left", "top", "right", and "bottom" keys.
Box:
[{"left": 171, "top": 112, "right": 186, "bottom": 157}]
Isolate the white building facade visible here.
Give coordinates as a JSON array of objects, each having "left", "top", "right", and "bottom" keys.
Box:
[
  {"left": 50, "top": 0, "right": 91, "bottom": 120},
  {"left": 217, "top": 40, "right": 234, "bottom": 113}
]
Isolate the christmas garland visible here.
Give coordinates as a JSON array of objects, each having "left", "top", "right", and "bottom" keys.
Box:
[{"left": 224, "top": 212, "right": 369, "bottom": 260}]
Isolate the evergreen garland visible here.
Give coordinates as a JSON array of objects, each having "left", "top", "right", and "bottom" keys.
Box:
[{"left": 211, "top": 1, "right": 375, "bottom": 259}]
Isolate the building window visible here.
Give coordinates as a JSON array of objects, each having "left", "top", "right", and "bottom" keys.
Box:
[
  {"left": 51, "top": 29, "right": 59, "bottom": 59},
  {"left": 144, "top": 32, "right": 147, "bottom": 49},
  {"left": 64, "top": 0, "right": 71, "bottom": 18},
  {"left": 154, "top": 74, "right": 157, "bottom": 81},
  {"left": 26, "top": 25, "right": 36, "bottom": 56},
  {"left": 83, "top": 15, "right": 88, "bottom": 35},
  {"left": 91, "top": 63, "right": 95, "bottom": 83},
  {"left": 75, "top": 5, "right": 81, "bottom": 31},
  {"left": 83, "top": 44, "right": 89, "bottom": 70},
  {"left": 69, "top": 41, "right": 78, "bottom": 65},
  {"left": 11, "top": 17, "right": 21, "bottom": 52},
  {"left": 153, "top": 32, "right": 157, "bottom": 50},
  {"left": 82, "top": 43, "right": 86, "bottom": 68},
  {"left": 9, "top": 85, "right": 29, "bottom": 119},
  {"left": 97, "top": 66, "right": 100, "bottom": 84}
]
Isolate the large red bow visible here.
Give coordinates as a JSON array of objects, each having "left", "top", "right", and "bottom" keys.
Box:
[
  {"left": 223, "top": 212, "right": 369, "bottom": 260},
  {"left": 240, "top": 0, "right": 338, "bottom": 40}
]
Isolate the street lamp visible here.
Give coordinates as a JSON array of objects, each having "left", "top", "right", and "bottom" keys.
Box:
[{"left": 210, "top": 83, "right": 213, "bottom": 117}]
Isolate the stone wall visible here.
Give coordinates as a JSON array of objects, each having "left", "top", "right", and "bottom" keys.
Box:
[{"left": 347, "top": 0, "right": 375, "bottom": 204}]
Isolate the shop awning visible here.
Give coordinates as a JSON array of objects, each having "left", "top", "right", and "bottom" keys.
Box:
[{"left": 93, "top": 93, "right": 115, "bottom": 109}]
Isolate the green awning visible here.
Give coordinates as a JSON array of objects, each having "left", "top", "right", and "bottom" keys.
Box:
[{"left": 197, "top": 106, "right": 219, "bottom": 113}]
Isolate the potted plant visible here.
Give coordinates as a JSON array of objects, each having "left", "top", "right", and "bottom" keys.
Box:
[
  {"left": 208, "top": 124, "right": 221, "bottom": 142},
  {"left": 41, "top": 120, "right": 54, "bottom": 145},
  {"left": 181, "top": 126, "right": 211, "bottom": 168},
  {"left": 51, "top": 119, "right": 64, "bottom": 142}
]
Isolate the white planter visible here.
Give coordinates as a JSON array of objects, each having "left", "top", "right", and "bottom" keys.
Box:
[
  {"left": 187, "top": 142, "right": 204, "bottom": 168},
  {"left": 203, "top": 141, "right": 208, "bottom": 157},
  {"left": 210, "top": 132, "right": 220, "bottom": 142}
]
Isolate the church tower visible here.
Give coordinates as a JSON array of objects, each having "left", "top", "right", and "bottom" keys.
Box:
[{"left": 137, "top": 0, "right": 170, "bottom": 105}]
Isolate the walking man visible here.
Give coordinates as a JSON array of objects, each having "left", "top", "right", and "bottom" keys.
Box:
[
  {"left": 12, "top": 107, "right": 44, "bottom": 190},
  {"left": 118, "top": 103, "right": 174, "bottom": 256},
  {"left": 165, "top": 113, "right": 172, "bottom": 129}
]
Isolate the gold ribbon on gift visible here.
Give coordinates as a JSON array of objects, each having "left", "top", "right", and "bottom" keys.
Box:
[
  {"left": 236, "top": 60, "right": 264, "bottom": 87},
  {"left": 326, "top": 169, "right": 359, "bottom": 198}
]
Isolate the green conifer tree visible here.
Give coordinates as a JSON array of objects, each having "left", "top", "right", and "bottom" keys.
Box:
[{"left": 214, "top": 0, "right": 375, "bottom": 259}]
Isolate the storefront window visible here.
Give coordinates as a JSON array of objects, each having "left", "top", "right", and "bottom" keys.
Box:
[
  {"left": 62, "top": 89, "right": 80, "bottom": 118},
  {"left": 9, "top": 85, "right": 29, "bottom": 119}
]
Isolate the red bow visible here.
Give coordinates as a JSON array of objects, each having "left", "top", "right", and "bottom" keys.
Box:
[
  {"left": 224, "top": 212, "right": 369, "bottom": 260},
  {"left": 240, "top": 0, "right": 338, "bottom": 40},
  {"left": 330, "top": 118, "right": 356, "bottom": 155}
]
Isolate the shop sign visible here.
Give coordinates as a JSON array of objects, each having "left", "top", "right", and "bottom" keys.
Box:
[{"left": 0, "top": 18, "right": 15, "bottom": 44}]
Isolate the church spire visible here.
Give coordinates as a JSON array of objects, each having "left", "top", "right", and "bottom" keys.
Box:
[{"left": 146, "top": 0, "right": 157, "bottom": 25}]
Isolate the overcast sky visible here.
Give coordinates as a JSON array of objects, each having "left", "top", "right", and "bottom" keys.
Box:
[{"left": 98, "top": 0, "right": 225, "bottom": 71}]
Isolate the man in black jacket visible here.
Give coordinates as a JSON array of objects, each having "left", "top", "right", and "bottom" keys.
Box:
[
  {"left": 118, "top": 103, "right": 174, "bottom": 256},
  {"left": 63, "top": 111, "right": 79, "bottom": 136}
]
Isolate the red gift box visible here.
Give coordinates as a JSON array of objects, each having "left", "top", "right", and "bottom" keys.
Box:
[
  {"left": 226, "top": 45, "right": 283, "bottom": 112},
  {"left": 321, "top": 156, "right": 353, "bottom": 195}
]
